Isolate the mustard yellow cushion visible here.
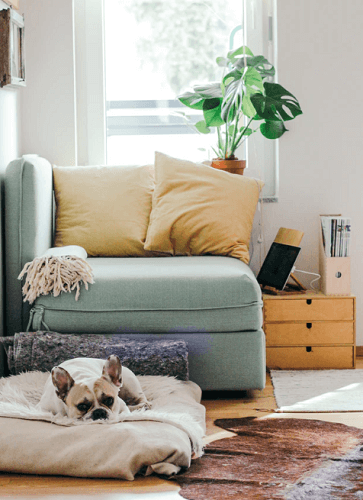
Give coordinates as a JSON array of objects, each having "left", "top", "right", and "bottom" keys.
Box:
[
  {"left": 53, "top": 164, "right": 154, "bottom": 256},
  {"left": 144, "top": 152, "right": 263, "bottom": 264}
]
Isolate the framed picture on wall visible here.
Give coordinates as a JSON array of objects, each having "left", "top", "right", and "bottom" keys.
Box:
[{"left": 0, "top": 5, "right": 25, "bottom": 88}]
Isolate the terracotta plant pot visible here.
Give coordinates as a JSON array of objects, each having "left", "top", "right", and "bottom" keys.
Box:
[{"left": 211, "top": 158, "right": 246, "bottom": 176}]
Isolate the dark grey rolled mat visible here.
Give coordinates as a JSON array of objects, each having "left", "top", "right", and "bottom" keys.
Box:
[{"left": 0, "top": 331, "right": 189, "bottom": 380}]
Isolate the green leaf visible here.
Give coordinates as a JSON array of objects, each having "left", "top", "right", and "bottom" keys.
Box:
[
  {"left": 178, "top": 83, "right": 222, "bottom": 112},
  {"left": 242, "top": 94, "right": 256, "bottom": 117},
  {"left": 222, "top": 69, "right": 243, "bottom": 87},
  {"left": 243, "top": 127, "right": 253, "bottom": 136},
  {"left": 221, "top": 70, "right": 244, "bottom": 123},
  {"left": 193, "top": 82, "right": 222, "bottom": 99},
  {"left": 195, "top": 120, "right": 211, "bottom": 134},
  {"left": 178, "top": 91, "right": 205, "bottom": 110},
  {"left": 227, "top": 45, "right": 254, "bottom": 63},
  {"left": 251, "top": 82, "right": 303, "bottom": 122},
  {"left": 233, "top": 54, "right": 275, "bottom": 79},
  {"left": 202, "top": 98, "right": 225, "bottom": 127},
  {"left": 260, "top": 120, "right": 288, "bottom": 139},
  {"left": 244, "top": 67, "right": 264, "bottom": 93},
  {"left": 221, "top": 67, "right": 263, "bottom": 123}
]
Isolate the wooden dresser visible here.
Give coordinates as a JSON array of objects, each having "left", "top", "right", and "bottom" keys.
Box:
[{"left": 264, "top": 293, "right": 356, "bottom": 369}]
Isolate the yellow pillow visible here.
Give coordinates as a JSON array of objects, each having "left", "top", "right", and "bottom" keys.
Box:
[
  {"left": 53, "top": 164, "right": 154, "bottom": 256},
  {"left": 144, "top": 152, "right": 263, "bottom": 264}
]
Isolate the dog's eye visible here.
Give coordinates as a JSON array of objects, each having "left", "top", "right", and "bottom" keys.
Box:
[
  {"left": 77, "top": 403, "right": 91, "bottom": 413},
  {"left": 103, "top": 397, "right": 114, "bottom": 407}
]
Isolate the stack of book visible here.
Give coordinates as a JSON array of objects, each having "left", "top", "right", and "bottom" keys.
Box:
[{"left": 320, "top": 216, "right": 351, "bottom": 258}]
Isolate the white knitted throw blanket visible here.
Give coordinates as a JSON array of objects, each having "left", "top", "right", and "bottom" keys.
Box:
[{"left": 18, "top": 246, "right": 94, "bottom": 304}]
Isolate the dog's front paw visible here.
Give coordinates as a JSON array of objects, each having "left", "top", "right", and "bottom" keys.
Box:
[
  {"left": 129, "top": 401, "right": 152, "bottom": 412},
  {"left": 143, "top": 401, "right": 152, "bottom": 411}
]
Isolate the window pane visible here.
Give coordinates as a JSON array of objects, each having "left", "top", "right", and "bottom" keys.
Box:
[{"left": 104, "top": 0, "right": 244, "bottom": 165}]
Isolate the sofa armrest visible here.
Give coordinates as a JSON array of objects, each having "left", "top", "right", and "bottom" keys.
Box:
[{"left": 5, "top": 156, "right": 53, "bottom": 335}]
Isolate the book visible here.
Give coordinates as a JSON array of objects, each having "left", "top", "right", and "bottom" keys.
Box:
[{"left": 320, "top": 215, "right": 351, "bottom": 257}]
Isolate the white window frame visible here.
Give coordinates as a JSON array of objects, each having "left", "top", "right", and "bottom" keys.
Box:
[
  {"left": 73, "top": 0, "right": 106, "bottom": 166},
  {"left": 73, "top": 0, "right": 278, "bottom": 200}
]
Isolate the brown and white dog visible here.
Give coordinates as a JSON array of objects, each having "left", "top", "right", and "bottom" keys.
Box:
[{"left": 39, "top": 355, "right": 151, "bottom": 421}]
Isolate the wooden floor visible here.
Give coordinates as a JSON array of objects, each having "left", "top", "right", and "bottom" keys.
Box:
[{"left": 2, "top": 360, "right": 363, "bottom": 499}]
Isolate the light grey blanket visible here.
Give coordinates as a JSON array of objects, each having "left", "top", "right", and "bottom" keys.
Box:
[
  {"left": 0, "top": 371, "right": 205, "bottom": 480},
  {"left": 0, "top": 331, "right": 188, "bottom": 380}
]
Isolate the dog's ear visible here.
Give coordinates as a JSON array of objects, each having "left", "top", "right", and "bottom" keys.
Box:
[
  {"left": 52, "top": 367, "right": 75, "bottom": 402},
  {"left": 102, "top": 355, "right": 122, "bottom": 387}
]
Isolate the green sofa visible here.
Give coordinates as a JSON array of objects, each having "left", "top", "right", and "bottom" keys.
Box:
[{"left": 4, "top": 156, "right": 266, "bottom": 390}]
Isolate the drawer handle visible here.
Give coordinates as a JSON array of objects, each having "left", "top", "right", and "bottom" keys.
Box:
[
  {"left": 306, "top": 346, "right": 312, "bottom": 352},
  {"left": 306, "top": 299, "right": 312, "bottom": 305},
  {"left": 306, "top": 323, "right": 312, "bottom": 329}
]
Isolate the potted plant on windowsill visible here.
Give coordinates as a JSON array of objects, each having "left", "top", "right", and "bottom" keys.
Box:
[{"left": 177, "top": 45, "right": 303, "bottom": 175}]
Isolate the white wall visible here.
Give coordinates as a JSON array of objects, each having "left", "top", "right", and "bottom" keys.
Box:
[
  {"left": 0, "top": 88, "right": 21, "bottom": 174},
  {"left": 19, "top": 0, "right": 363, "bottom": 343},
  {"left": 251, "top": 0, "right": 363, "bottom": 341},
  {"left": 20, "top": 0, "right": 77, "bottom": 165}
]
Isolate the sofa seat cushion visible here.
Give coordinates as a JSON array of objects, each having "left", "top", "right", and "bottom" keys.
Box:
[{"left": 33, "top": 256, "right": 263, "bottom": 334}]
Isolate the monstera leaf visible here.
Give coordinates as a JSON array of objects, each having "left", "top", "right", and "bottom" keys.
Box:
[
  {"left": 195, "top": 120, "right": 211, "bottom": 134},
  {"left": 232, "top": 55, "right": 275, "bottom": 79},
  {"left": 250, "top": 82, "right": 303, "bottom": 122},
  {"left": 178, "top": 91, "right": 205, "bottom": 110},
  {"left": 226, "top": 45, "right": 254, "bottom": 64},
  {"left": 217, "top": 45, "right": 254, "bottom": 67},
  {"left": 178, "top": 83, "right": 222, "bottom": 111},
  {"left": 221, "top": 67, "right": 263, "bottom": 122},
  {"left": 260, "top": 119, "right": 288, "bottom": 139},
  {"left": 193, "top": 83, "right": 223, "bottom": 98},
  {"left": 202, "top": 98, "right": 224, "bottom": 127}
]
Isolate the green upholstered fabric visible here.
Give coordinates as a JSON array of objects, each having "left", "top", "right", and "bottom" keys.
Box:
[
  {"left": 4, "top": 156, "right": 53, "bottom": 335},
  {"left": 32, "top": 256, "right": 263, "bottom": 333},
  {"left": 113, "top": 331, "right": 266, "bottom": 391}
]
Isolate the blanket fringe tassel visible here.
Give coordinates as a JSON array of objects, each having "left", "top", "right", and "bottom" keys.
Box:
[{"left": 18, "top": 255, "right": 95, "bottom": 304}]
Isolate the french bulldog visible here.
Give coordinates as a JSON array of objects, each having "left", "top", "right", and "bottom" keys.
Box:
[{"left": 39, "top": 355, "right": 151, "bottom": 421}]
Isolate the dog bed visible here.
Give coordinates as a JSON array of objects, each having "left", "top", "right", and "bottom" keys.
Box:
[{"left": 0, "top": 371, "right": 205, "bottom": 480}]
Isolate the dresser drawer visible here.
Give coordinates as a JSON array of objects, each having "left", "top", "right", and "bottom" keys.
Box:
[
  {"left": 264, "top": 297, "right": 354, "bottom": 322},
  {"left": 265, "top": 322, "right": 354, "bottom": 346},
  {"left": 266, "top": 346, "right": 355, "bottom": 369}
]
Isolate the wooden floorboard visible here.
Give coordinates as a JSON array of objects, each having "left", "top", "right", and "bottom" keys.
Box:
[{"left": 1, "top": 360, "right": 363, "bottom": 498}]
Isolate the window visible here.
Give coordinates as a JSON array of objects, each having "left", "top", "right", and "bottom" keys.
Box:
[
  {"left": 74, "top": 0, "right": 278, "bottom": 199},
  {"left": 104, "top": 0, "right": 245, "bottom": 165}
]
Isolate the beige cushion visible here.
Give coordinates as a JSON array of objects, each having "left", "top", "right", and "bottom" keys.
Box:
[
  {"left": 144, "top": 152, "right": 264, "bottom": 264},
  {"left": 53, "top": 164, "right": 154, "bottom": 256}
]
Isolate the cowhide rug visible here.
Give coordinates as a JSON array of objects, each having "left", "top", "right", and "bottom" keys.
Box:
[{"left": 174, "top": 417, "right": 363, "bottom": 499}]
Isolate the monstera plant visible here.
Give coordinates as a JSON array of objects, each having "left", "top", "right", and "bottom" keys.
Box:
[{"left": 178, "top": 45, "right": 303, "bottom": 174}]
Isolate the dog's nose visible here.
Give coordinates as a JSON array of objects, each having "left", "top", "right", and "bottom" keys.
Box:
[{"left": 91, "top": 408, "right": 108, "bottom": 421}]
